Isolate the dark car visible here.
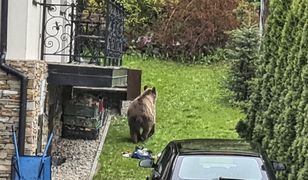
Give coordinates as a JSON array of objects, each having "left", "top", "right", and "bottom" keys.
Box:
[{"left": 139, "top": 139, "right": 285, "bottom": 180}]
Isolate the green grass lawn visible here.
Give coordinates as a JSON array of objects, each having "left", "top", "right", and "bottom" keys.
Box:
[{"left": 94, "top": 56, "right": 244, "bottom": 180}]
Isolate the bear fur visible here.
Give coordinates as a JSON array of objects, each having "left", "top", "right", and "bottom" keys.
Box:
[{"left": 127, "top": 86, "right": 157, "bottom": 143}]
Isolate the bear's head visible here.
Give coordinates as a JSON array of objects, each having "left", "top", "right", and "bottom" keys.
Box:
[{"left": 143, "top": 85, "right": 157, "bottom": 102}]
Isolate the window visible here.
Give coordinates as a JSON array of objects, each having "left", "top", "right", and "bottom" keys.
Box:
[
  {"left": 173, "top": 155, "right": 268, "bottom": 180},
  {"left": 157, "top": 146, "right": 173, "bottom": 176}
]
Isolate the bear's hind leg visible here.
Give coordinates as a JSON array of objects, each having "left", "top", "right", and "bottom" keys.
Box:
[
  {"left": 140, "top": 128, "right": 150, "bottom": 142},
  {"left": 141, "top": 123, "right": 153, "bottom": 142},
  {"left": 129, "top": 126, "right": 139, "bottom": 143},
  {"left": 148, "top": 124, "right": 155, "bottom": 138}
]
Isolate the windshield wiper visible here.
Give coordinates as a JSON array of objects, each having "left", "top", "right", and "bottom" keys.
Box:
[{"left": 218, "top": 177, "right": 244, "bottom": 180}]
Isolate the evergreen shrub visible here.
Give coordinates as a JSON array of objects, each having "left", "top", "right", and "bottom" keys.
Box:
[{"left": 238, "top": 0, "right": 308, "bottom": 179}]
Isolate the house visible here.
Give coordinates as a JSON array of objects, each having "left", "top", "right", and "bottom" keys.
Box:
[{"left": 0, "top": 0, "right": 140, "bottom": 179}]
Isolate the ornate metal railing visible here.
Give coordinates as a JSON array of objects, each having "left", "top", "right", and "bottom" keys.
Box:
[{"left": 40, "top": 0, "right": 125, "bottom": 66}]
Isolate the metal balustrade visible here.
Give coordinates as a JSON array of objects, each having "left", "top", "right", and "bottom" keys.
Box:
[{"left": 40, "top": 0, "right": 125, "bottom": 66}]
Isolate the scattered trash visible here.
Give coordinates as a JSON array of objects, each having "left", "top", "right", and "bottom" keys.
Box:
[
  {"left": 122, "top": 151, "right": 132, "bottom": 158},
  {"left": 132, "top": 147, "right": 153, "bottom": 160},
  {"left": 122, "top": 146, "right": 153, "bottom": 160}
]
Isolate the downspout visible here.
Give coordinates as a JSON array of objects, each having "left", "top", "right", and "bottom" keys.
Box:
[{"left": 0, "top": 0, "right": 28, "bottom": 155}]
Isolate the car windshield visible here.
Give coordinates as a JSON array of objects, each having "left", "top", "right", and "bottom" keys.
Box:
[{"left": 172, "top": 155, "right": 268, "bottom": 180}]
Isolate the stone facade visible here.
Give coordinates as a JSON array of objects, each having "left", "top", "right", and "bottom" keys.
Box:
[
  {"left": 0, "top": 60, "right": 48, "bottom": 179},
  {"left": 47, "top": 85, "right": 65, "bottom": 151}
]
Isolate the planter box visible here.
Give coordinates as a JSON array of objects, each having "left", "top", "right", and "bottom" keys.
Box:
[
  {"left": 62, "top": 103, "right": 104, "bottom": 139},
  {"left": 62, "top": 125, "right": 99, "bottom": 140},
  {"left": 63, "top": 104, "right": 99, "bottom": 117}
]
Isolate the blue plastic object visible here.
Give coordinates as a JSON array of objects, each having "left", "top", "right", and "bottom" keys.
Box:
[
  {"left": 131, "top": 147, "right": 153, "bottom": 160},
  {"left": 12, "top": 127, "right": 53, "bottom": 180}
]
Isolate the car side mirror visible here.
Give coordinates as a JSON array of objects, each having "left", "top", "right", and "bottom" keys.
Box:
[
  {"left": 139, "top": 159, "right": 154, "bottom": 168},
  {"left": 272, "top": 161, "right": 286, "bottom": 171}
]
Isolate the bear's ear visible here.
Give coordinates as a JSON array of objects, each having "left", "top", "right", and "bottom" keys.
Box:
[
  {"left": 152, "top": 87, "right": 156, "bottom": 95},
  {"left": 144, "top": 85, "right": 148, "bottom": 91}
]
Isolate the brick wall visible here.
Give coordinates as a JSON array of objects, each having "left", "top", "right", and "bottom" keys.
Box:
[{"left": 0, "top": 60, "right": 48, "bottom": 179}]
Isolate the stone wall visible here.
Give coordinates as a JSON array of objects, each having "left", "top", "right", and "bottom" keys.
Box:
[
  {"left": 0, "top": 60, "right": 48, "bottom": 179},
  {"left": 46, "top": 85, "right": 65, "bottom": 152}
]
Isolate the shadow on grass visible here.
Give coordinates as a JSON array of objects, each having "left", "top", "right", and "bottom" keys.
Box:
[
  {"left": 216, "top": 91, "right": 236, "bottom": 108},
  {"left": 216, "top": 81, "right": 248, "bottom": 112},
  {"left": 117, "top": 137, "right": 132, "bottom": 143}
]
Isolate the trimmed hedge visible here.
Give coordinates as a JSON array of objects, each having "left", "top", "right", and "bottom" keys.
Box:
[{"left": 237, "top": 0, "right": 308, "bottom": 179}]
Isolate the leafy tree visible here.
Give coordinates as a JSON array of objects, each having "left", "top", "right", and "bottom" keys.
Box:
[
  {"left": 150, "top": 0, "right": 240, "bottom": 62},
  {"left": 121, "top": 0, "right": 167, "bottom": 39}
]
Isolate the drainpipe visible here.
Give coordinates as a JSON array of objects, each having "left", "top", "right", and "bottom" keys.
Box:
[{"left": 0, "top": 0, "right": 28, "bottom": 155}]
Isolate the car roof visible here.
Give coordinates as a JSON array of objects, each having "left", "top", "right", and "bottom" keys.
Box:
[{"left": 169, "top": 139, "right": 261, "bottom": 156}]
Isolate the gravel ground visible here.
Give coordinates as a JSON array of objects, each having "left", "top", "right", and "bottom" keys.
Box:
[{"left": 51, "top": 128, "right": 105, "bottom": 180}]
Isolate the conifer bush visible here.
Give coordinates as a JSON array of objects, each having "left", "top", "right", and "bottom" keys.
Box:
[
  {"left": 238, "top": 0, "right": 308, "bottom": 179},
  {"left": 253, "top": 0, "right": 292, "bottom": 149},
  {"left": 225, "top": 26, "right": 259, "bottom": 103},
  {"left": 225, "top": 0, "right": 259, "bottom": 105},
  {"left": 265, "top": 0, "right": 304, "bottom": 158}
]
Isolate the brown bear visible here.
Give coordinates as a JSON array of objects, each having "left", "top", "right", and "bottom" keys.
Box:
[{"left": 127, "top": 85, "right": 157, "bottom": 143}]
